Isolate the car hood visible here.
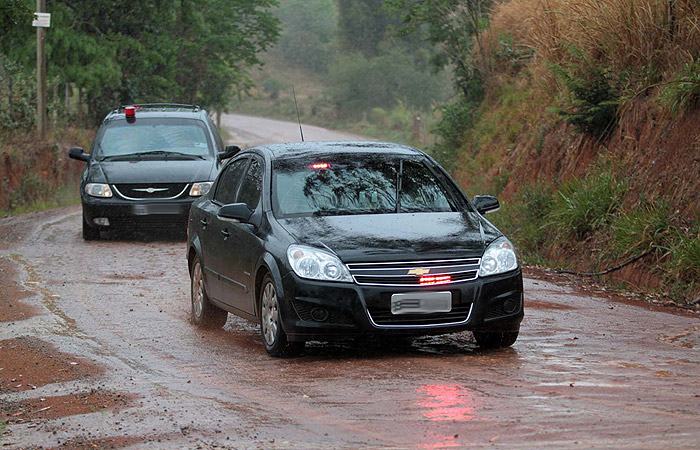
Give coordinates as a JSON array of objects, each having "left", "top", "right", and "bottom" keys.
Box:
[
  {"left": 278, "top": 212, "right": 501, "bottom": 263},
  {"left": 89, "top": 159, "right": 216, "bottom": 184}
]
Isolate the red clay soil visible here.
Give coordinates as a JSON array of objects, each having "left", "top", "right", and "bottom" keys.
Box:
[
  {"left": 1, "top": 390, "right": 134, "bottom": 423},
  {"left": 37, "top": 435, "right": 147, "bottom": 450},
  {"left": 0, "top": 337, "right": 103, "bottom": 392},
  {"left": 0, "top": 258, "right": 39, "bottom": 322}
]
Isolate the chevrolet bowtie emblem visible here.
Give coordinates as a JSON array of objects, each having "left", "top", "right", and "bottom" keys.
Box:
[
  {"left": 407, "top": 268, "right": 430, "bottom": 276},
  {"left": 133, "top": 187, "right": 168, "bottom": 194}
]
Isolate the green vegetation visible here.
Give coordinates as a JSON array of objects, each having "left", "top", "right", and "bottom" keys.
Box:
[
  {"left": 549, "top": 167, "right": 627, "bottom": 239},
  {"left": 0, "top": 0, "right": 280, "bottom": 127}
]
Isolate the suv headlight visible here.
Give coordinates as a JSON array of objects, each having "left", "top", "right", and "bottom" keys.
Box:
[
  {"left": 85, "top": 183, "right": 113, "bottom": 198},
  {"left": 287, "top": 245, "right": 353, "bottom": 283},
  {"left": 190, "top": 182, "right": 213, "bottom": 197},
  {"left": 479, "top": 237, "right": 518, "bottom": 277}
]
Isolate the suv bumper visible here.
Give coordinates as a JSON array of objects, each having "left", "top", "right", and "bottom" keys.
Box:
[{"left": 82, "top": 195, "right": 195, "bottom": 230}]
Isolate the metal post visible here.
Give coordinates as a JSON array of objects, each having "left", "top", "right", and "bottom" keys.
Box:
[{"left": 36, "top": 0, "right": 47, "bottom": 140}]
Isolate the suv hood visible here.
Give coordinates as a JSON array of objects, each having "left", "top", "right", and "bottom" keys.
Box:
[
  {"left": 278, "top": 212, "right": 501, "bottom": 263},
  {"left": 89, "top": 159, "right": 216, "bottom": 184}
]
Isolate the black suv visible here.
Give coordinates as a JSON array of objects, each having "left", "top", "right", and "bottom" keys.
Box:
[
  {"left": 187, "top": 142, "right": 524, "bottom": 357},
  {"left": 69, "top": 104, "right": 239, "bottom": 239}
]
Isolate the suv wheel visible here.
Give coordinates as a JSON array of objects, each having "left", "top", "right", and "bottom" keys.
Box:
[
  {"left": 82, "top": 214, "right": 100, "bottom": 241},
  {"left": 259, "top": 274, "right": 304, "bottom": 357},
  {"left": 190, "top": 256, "right": 228, "bottom": 329},
  {"left": 473, "top": 328, "right": 519, "bottom": 349}
]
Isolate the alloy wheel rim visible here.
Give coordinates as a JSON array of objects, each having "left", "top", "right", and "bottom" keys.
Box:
[
  {"left": 192, "top": 263, "right": 204, "bottom": 320},
  {"left": 261, "top": 282, "right": 279, "bottom": 346}
]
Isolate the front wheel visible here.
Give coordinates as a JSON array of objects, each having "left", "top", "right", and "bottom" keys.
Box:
[
  {"left": 190, "top": 256, "right": 228, "bottom": 329},
  {"left": 473, "top": 328, "right": 519, "bottom": 349},
  {"left": 259, "top": 274, "right": 304, "bottom": 357}
]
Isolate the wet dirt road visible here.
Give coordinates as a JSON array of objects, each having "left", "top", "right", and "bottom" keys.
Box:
[{"left": 1, "top": 116, "right": 699, "bottom": 449}]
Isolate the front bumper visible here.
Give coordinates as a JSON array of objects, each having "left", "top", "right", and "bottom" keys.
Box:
[
  {"left": 82, "top": 195, "right": 195, "bottom": 230},
  {"left": 278, "top": 269, "right": 524, "bottom": 341}
]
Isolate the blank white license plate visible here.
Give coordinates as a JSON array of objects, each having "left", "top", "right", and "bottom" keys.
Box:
[
  {"left": 390, "top": 291, "right": 452, "bottom": 315},
  {"left": 132, "top": 204, "right": 181, "bottom": 215}
]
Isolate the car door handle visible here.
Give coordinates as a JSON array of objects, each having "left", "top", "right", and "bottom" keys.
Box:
[
  {"left": 220, "top": 229, "right": 230, "bottom": 239},
  {"left": 200, "top": 218, "right": 208, "bottom": 228}
]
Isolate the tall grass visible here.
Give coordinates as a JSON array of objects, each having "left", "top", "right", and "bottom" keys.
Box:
[{"left": 486, "top": 0, "right": 699, "bottom": 93}]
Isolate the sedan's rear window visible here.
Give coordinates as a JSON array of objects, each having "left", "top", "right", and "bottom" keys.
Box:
[
  {"left": 95, "top": 118, "right": 212, "bottom": 158},
  {"left": 272, "top": 154, "right": 460, "bottom": 218}
]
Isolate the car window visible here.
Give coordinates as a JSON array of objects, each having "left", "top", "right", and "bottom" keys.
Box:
[
  {"left": 214, "top": 159, "right": 248, "bottom": 205},
  {"left": 238, "top": 158, "right": 263, "bottom": 210},
  {"left": 96, "top": 118, "right": 213, "bottom": 157},
  {"left": 399, "top": 160, "right": 455, "bottom": 213}
]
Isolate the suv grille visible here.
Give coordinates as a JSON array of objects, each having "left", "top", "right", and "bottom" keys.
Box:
[
  {"left": 112, "top": 183, "right": 189, "bottom": 200},
  {"left": 347, "top": 258, "right": 480, "bottom": 287}
]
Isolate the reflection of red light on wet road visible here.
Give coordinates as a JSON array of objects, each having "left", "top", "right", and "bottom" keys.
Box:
[{"left": 417, "top": 384, "right": 476, "bottom": 422}]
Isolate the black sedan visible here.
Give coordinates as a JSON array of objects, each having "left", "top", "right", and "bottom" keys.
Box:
[{"left": 187, "top": 142, "right": 523, "bottom": 356}]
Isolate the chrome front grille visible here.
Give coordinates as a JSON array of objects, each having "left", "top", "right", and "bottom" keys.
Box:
[
  {"left": 112, "top": 183, "right": 189, "bottom": 200},
  {"left": 347, "top": 258, "right": 480, "bottom": 287}
]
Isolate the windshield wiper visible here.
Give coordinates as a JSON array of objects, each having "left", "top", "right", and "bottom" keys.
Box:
[{"left": 101, "top": 150, "right": 204, "bottom": 161}]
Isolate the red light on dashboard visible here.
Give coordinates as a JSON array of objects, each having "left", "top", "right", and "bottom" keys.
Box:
[
  {"left": 124, "top": 106, "right": 136, "bottom": 119},
  {"left": 311, "top": 162, "right": 331, "bottom": 169},
  {"left": 419, "top": 275, "right": 452, "bottom": 285}
]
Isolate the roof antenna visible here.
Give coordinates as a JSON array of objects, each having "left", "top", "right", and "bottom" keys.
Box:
[{"left": 292, "top": 85, "right": 305, "bottom": 142}]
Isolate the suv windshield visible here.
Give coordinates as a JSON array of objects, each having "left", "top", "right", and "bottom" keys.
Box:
[
  {"left": 272, "top": 154, "right": 461, "bottom": 218},
  {"left": 95, "top": 118, "right": 213, "bottom": 159}
]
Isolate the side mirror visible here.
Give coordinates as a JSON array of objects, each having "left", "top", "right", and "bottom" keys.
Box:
[
  {"left": 68, "top": 147, "right": 89, "bottom": 162},
  {"left": 218, "top": 203, "right": 253, "bottom": 223},
  {"left": 472, "top": 195, "right": 500, "bottom": 214},
  {"left": 217, "top": 145, "right": 241, "bottom": 163}
]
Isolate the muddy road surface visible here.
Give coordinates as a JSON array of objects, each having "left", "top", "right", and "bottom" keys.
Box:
[{"left": 1, "top": 116, "right": 698, "bottom": 449}]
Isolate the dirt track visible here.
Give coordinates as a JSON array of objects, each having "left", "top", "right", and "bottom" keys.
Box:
[{"left": 1, "top": 116, "right": 698, "bottom": 449}]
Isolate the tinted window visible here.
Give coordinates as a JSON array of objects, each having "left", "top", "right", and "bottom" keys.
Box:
[
  {"left": 96, "top": 118, "right": 213, "bottom": 157},
  {"left": 272, "top": 154, "right": 459, "bottom": 218},
  {"left": 238, "top": 158, "right": 263, "bottom": 210},
  {"left": 215, "top": 159, "right": 248, "bottom": 205}
]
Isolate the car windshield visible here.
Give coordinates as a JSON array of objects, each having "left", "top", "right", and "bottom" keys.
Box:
[
  {"left": 272, "top": 154, "right": 461, "bottom": 218},
  {"left": 95, "top": 118, "right": 212, "bottom": 159}
]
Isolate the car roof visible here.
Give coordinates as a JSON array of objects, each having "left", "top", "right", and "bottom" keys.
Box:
[{"left": 254, "top": 141, "right": 425, "bottom": 160}]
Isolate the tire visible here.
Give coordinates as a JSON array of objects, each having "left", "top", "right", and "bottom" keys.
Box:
[
  {"left": 259, "top": 274, "right": 304, "bottom": 357},
  {"left": 190, "top": 256, "right": 228, "bottom": 329},
  {"left": 473, "top": 328, "right": 519, "bottom": 349},
  {"left": 82, "top": 214, "right": 100, "bottom": 241}
]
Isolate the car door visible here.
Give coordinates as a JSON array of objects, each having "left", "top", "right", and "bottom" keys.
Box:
[
  {"left": 218, "top": 156, "right": 265, "bottom": 314},
  {"left": 204, "top": 157, "right": 249, "bottom": 302}
]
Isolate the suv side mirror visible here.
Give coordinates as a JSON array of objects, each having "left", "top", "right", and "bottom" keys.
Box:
[
  {"left": 217, "top": 145, "right": 241, "bottom": 163},
  {"left": 68, "top": 147, "right": 89, "bottom": 162},
  {"left": 218, "top": 203, "right": 253, "bottom": 223},
  {"left": 472, "top": 195, "right": 500, "bottom": 214}
]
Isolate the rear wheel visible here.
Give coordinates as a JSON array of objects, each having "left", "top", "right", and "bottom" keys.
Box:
[
  {"left": 82, "top": 214, "right": 100, "bottom": 241},
  {"left": 473, "top": 328, "right": 519, "bottom": 349},
  {"left": 259, "top": 274, "right": 304, "bottom": 357},
  {"left": 190, "top": 256, "right": 228, "bottom": 329}
]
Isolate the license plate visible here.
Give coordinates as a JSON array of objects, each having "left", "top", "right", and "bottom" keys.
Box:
[
  {"left": 132, "top": 204, "right": 181, "bottom": 215},
  {"left": 390, "top": 291, "right": 452, "bottom": 315}
]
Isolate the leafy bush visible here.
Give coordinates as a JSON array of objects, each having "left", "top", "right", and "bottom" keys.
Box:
[
  {"left": 430, "top": 98, "right": 479, "bottom": 170},
  {"left": 548, "top": 169, "right": 627, "bottom": 239},
  {"left": 262, "top": 77, "right": 287, "bottom": 99},
  {"left": 667, "top": 230, "right": 700, "bottom": 286},
  {"left": 550, "top": 46, "right": 622, "bottom": 139},
  {"left": 0, "top": 55, "right": 35, "bottom": 130}
]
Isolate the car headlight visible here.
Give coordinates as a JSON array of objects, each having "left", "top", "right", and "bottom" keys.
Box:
[
  {"left": 479, "top": 237, "right": 518, "bottom": 277},
  {"left": 85, "top": 183, "right": 113, "bottom": 198},
  {"left": 190, "top": 182, "right": 213, "bottom": 197},
  {"left": 287, "top": 245, "right": 353, "bottom": 283}
]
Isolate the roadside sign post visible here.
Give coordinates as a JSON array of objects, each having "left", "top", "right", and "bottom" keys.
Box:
[{"left": 33, "top": 1, "right": 50, "bottom": 140}]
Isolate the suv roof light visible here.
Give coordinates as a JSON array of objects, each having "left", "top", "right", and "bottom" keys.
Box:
[
  {"left": 124, "top": 106, "right": 136, "bottom": 119},
  {"left": 118, "top": 103, "right": 200, "bottom": 112}
]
